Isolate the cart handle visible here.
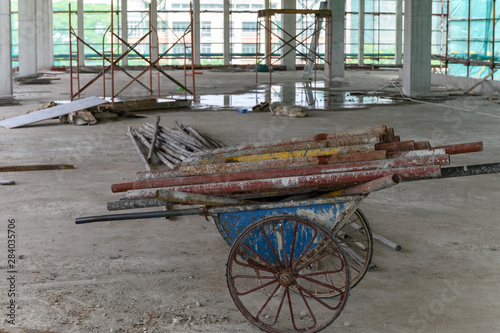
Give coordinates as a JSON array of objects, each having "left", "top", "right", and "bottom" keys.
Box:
[
  {"left": 441, "top": 162, "right": 500, "bottom": 179},
  {"left": 75, "top": 208, "right": 205, "bottom": 224}
]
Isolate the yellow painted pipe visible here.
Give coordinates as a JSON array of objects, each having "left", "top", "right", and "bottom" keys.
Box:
[{"left": 226, "top": 144, "right": 375, "bottom": 163}]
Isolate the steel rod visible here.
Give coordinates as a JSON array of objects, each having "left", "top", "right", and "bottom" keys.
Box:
[
  {"left": 156, "top": 190, "right": 256, "bottom": 206},
  {"left": 0, "top": 165, "right": 74, "bottom": 172},
  {"left": 351, "top": 222, "right": 401, "bottom": 251},
  {"left": 441, "top": 162, "right": 500, "bottom": 178},
  {"left": 127, "top": 126, "right": 151, "bottom": 171},
  {"left": 75, "top": 208, "right": 205, "bottom": 224},
  {"left": 147, "top": 116, "right": 161, "bottom": 163},
  {"left": 107, "top": 198, "right": 169, "bottom": 211}
]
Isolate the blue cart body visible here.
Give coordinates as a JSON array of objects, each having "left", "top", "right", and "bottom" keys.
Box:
[{"left": 209, "top": 196, "right": 362, "bottom": 263}]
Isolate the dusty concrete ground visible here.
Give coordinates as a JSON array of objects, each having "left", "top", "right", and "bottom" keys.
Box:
[{"left": 1, "top": 69, "right": 500, "bottom": 333}]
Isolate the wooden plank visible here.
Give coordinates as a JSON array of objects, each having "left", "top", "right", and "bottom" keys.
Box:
[
  {"left": 0, "top": 96, "right": 104, "bottom": 129},
  {"left": 0, "top": 165, "right": 75, "bottom": 172}
]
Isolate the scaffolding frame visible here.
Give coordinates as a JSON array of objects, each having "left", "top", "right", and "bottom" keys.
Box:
[
  {"left": 255, "top": 9, "right": 333, "bottom": 84},
  {"left": 68, "top": 1, "right": 196, "bottom": 106}
]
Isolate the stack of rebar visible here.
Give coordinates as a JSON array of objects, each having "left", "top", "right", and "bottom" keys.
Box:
[
  {"left": 128, "top": 120, "right": 225, "bottom": 169},
  {"left": 105, "top": 125, "right": 499, "bottom": 211}
]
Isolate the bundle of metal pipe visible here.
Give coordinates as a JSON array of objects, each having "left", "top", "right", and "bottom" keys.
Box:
[
  {"left": 110, "top": 125, "right": 487, "bottom": 205},
  {"left": 130, "top": 120, "right": 225, "bottom": 169}
]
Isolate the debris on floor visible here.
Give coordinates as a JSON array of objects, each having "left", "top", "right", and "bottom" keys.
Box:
[
  {"left": 0, "top": 96, "right": 104, "bottom": 129},
  {"left": 14, "top": 74, "right": 61, "bottom": 85},
  {"left": 128, "top": 120, "right": 225, "bottom": 170},
  {"left": 0, "top": 164, "right": 75, "bottom": 172},
  {"left": 59, "top": 110, "right": 97, "bottom": 126},
  {"left": 0, "top": 95, "right": 19, "bottom": 107},
  {"left": 252, "top": 101, "right": 270, "bottom": 112},
  {"left": 271, "top": 104, "right": 307, "bottom": 117},
  {"left": 0, "top": 180, "right": 15, "bottom": 185}
]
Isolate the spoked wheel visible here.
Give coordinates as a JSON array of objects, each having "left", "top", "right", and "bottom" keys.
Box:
[
  {"left": 289, "top": 209, "right": 373, "bottom": 298},
  {"left": 226, "top": 215, "right": 350, "bottom": 333},
  {"left": 337, "top": 209, "right": 373, "bottom": 290}
]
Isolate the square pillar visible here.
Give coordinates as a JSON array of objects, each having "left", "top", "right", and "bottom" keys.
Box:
[
  {"left": 358, "top": 0, "right": 364, "bottom": 66},
  {"left": 223, "top": 0, "right": 230, "bottom": 65},
  {"left": 36, "top": 0, "right": 54, "bottom": 70},
  {"left": 0, "top": 0, "right": 12, "bottom": 96},
  {"left": 281, "top": 0, "right": 296, "bottom": 70},
  {"left": 77, "top": 0, "right": 85, "bottom": 67},
  {"left": 150, "top": 0, "right": 158, "bottom": 62},
  {"left": 121, "top": 0, "right": 128, "bottom": 67},
  {"left": 193, "top": 0, "right": 201, "bottom": 65},
  {"left": 18, "top": 0, "right": 38, "bottom": 76},
  {"left": 325, "top": 0, "right": 345, "bottom": 79},
  {"left": 395, "top": 0, "right": 403, "bottom": 65},
  {"left": 402, "top": 0, "right": 432, "bottom": 97}
]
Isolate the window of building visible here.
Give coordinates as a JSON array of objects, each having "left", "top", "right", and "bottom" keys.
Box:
[
  {"left": 242, "top": 22, "right": 257, "bottom": 33},
  {"left": 201, "top": 21, "right": 211, "bottom": 37},
  {"left": 128, "top": 21, "right": 146, "bottom": 38},
  {"left": 242, "top": 43, "right": 257, "bottom": 54},
  {"left": 172, "top": 44, "right": 191, "bottom": 55},
  {"left": 201, "top": 43, "right": 211, "bottom": 55},
  {"left": 201, "top": 4, "right": 224, "bottom": 9},
  {"left": 172, "top": 22, "right": 190, "bottom": 32}
]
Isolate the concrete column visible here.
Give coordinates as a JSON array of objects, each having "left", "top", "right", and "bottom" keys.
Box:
[
  {"left": 18, "top": 0, "right": 38, "bottom": 76},
  {"left": 193, "top": 0, "right": 201, "bottom": 65},
  {"left": 121, "top": 0, "right": 128, "bottom": 66},
  {"left": 77, "top": 0, "right": 85, "bottom": 66},
  {"left": 0, "top": 0, "right": 12, "bottom": 96},
  {"left": 36, "top": 0, "right": 54, "bottom": 70},
  {"left": 358, "top": 0, "right": 364, "bottom": 66},
  {"left": 150, "top": 0, "right": 158, "bottom": 62},
  {"left": 402, "top": 0, "right": 432, "bottom": 97},
  {"left": 223, "top": 0, "right": 230, "bottom": 65},
  {"left": 325, "top": 0, "right": 345, "bottom": 79},
  {"left": 281, "top": 0, "right": 296, "bottom": 70},
  {"left": 395, "top": 0, "right": 403, "bottom": 65},
  {"left": 264, "top": 0, "right": 270, "bottom": 65}
]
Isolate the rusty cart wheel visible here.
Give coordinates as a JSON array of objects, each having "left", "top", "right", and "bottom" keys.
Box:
[
  {"left": 226, "top": 215, "right": 350, "bottom": 333},
  {"left": 338, "top": 208, "right": 373, "bottom": 290},
  {"left": 288, "top": 208, "right": 373, "bottom": 298}
]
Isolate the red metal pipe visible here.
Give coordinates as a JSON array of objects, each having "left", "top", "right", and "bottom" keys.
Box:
[
  {"left": 135, "top": 150, "right": 388, "bottom": 181},
  {"left": 387, "top": 148, "right": 446, "bottom": 158},
  {"left": 113, "top": 154, "right": 448, "bottom": 193},
  {"left": 432, "top": 142, "right": 483, "bottom": 155},
  {"left": 127, "top": 165, "right": 441, "bottom": 199},
  {"left": 324, "top": 174, "right": 401, "bottom": 196},
  {"left": 375, "top": 140, "right": 415, "bottom": 152},
  {"left": 414, "top": 141, "right": 431, "bottom": 150}
]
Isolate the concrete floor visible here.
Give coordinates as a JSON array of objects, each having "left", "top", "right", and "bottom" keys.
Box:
[{"left": 1, "top": 69, "right": 500, "bottom": 333}]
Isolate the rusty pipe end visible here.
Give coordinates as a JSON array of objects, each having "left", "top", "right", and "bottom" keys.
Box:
[
  {"left": 111, "top": 182, "right": 135, "bottom": 193},
  {"left": 391, "top": 173, "right": 402, "bottom": 184}
]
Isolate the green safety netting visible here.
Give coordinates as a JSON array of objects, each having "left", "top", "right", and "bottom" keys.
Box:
[{"left": 447, "top": 0, "right": 499, "bottom": 78}]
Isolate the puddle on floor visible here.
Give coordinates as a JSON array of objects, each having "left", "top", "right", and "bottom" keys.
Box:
[{"left": 194, "top": 81, "right": 401, "bottom": 111}]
